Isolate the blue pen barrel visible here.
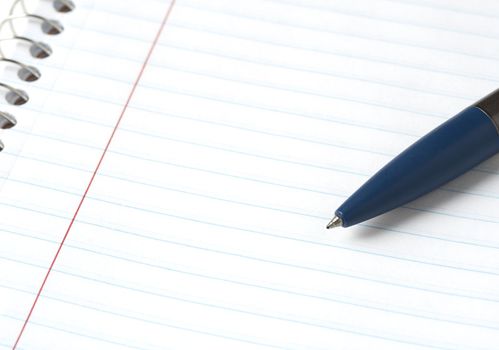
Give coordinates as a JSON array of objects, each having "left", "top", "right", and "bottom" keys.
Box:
[{"left": 335, "top": 106, "right": 499, "bottom": 227}]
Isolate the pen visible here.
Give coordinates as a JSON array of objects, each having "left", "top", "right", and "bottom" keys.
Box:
[{"left": 327, "top": 88, "right": 499, "bottom": 229}]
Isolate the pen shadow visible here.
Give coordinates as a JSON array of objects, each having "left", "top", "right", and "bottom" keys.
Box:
[{"left": 352, "top": 154, "right": 499, "bottom": 239}]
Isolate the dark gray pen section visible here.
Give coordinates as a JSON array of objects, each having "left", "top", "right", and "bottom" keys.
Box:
[{"left": 474, "top": 88, "right": 499, "bottom": 133}]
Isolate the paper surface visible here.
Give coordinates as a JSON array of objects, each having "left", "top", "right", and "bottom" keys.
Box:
[{"left": 1, "top": 0, "right": 499, "bottom": 348}]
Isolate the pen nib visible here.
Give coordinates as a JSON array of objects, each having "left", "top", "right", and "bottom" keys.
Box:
[{"left": 326, "top": 216, "right": 343, "bottom": 229}]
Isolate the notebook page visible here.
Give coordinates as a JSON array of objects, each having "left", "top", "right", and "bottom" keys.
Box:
[
  {"left": 1, "top": 0, "right": 499, "bottom": 348},
  {"left": 0, "top": 0, "right": 167, "bottom": 344}
]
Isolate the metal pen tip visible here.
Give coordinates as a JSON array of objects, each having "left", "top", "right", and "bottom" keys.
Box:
[{"left": 326, "top": 216, "right": 342, "bottom": 229}]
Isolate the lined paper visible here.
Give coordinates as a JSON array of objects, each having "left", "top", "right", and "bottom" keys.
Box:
[{"left": 1, "top": 0, "right": 499, "bottom": 348}]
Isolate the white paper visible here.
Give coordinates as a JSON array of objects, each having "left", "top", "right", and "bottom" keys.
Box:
[{"left": 1, "top": 0, "right": 499, "bottom": 349}]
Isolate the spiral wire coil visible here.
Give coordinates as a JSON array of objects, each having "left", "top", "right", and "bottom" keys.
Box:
[{"left": 0, "top": 0, "right": 74, "bottom": 150}]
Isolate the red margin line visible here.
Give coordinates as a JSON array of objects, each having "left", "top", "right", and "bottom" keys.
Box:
[{"left": 12, "top": 2, "right": 176, "bottom": 348}]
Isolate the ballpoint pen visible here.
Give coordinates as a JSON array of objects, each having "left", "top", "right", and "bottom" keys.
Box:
[{"left": 327, "top": 88, "right": 499, "bottom": 229}]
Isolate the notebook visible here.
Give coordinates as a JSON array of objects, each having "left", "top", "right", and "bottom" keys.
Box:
[{"left": 1, "top": 0, "right": 499, "bottom": 348}]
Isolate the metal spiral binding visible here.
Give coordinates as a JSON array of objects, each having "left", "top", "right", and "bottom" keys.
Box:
[{"left": 0, "top": 0, "right": 74, "bottom": 151}]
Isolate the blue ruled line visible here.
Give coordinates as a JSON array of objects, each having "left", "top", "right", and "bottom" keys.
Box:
[
  {"left": 28, "top": 25, "right": 482, "bottom": 101},
  {"left": 0, "top": 283, "right": 472, "bottom": 350},
  {"left": 175, "top": 2, "right": 499, "bottom": 61},
  {"left": 3, "top": 149, "right": 499, "bottom": 250},
  {"left": 0, "top": 314, "right": 176, "bottom": 350},
  {"left": 82, "top": 0, "right": 499, "bottom": 57},
  {"left": 51, "top": 1, "right": 499, "bottom": 84},
  {"left": 0, "top": 52, "right": 456, "bottom": 121},
  {"left": 1, "top": 229, "right": 498, "bottom": 331},
  {"left": 6, "top": 107, "right": 499, "bottom": 194},
  {"left": 1, "top": 199, "right": 499, "bottom": 304},
  {"left": 268, "top": 0, "right": 499, "bottom": 40},
  {"left": 5, "top": 172, "right": 499, "bottom": 274}
]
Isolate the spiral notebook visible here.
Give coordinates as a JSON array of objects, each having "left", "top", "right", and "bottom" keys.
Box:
[{"left": 1, "top": 0, "right": 499, "bottom": 349}]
